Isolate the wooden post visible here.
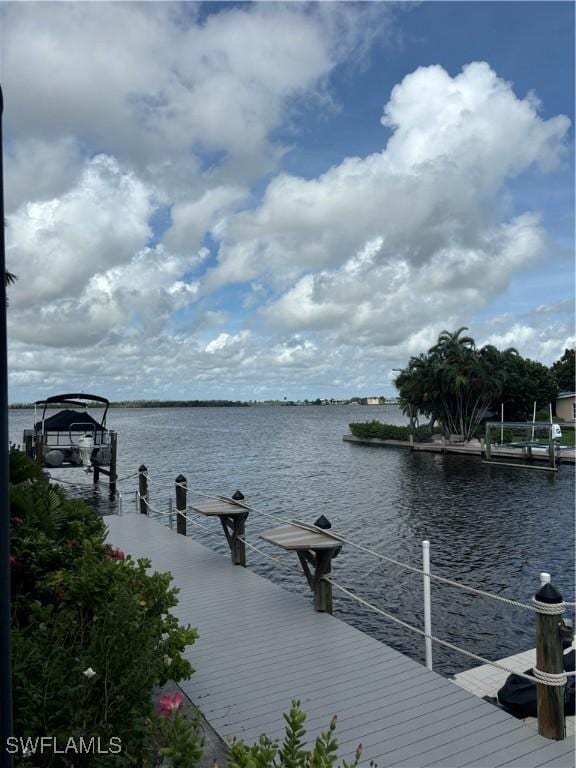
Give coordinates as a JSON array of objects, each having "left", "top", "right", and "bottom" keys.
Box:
[
  {"left": 168, "top": 497, "right": 174, "bottom": 530},
  {"left": 34, "top": 434, "right": 43, "bottom": 466},
  {"left": 138, "top": 465, "right": 148, "bottom": 515},
  {"left": 109, "top": 431, "right": 117, "bottom": 494},
  {"left": 549, "top": 428, "right": 556, "bottom": 470},
  {"left": 93, "top": 464, "right": 100, "bottom": 485},
  {"left": 231, "top": 513, "right": 248, "bottom": 566},
  {"left": 535, "top": 582, "right": 565, "bottom": 740},
  {"left": 485, "top": 425, "right": 492, "bottom": 460},
  {"left": 24, "top": 432, "right": 33, "bottom": 459},
  {"left": 175, "top": 474, "right": 187, "bottom": 536},
  {"left": 313, "top": 550, "right": 333, "bottom": 613}
]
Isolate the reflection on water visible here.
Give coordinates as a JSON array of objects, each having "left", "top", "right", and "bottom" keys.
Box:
[{"left": 10, "top": 405, "right": 575, "bottom": 675}]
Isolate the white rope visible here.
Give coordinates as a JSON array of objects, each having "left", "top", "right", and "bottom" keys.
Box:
[
  {"left": 237, "top": 537, "right": 301, "bottom": 573},
  {"left": 325, "top": 577, "right": 576, "bottom": 686},
  {"left": 533, "top": 668, "right": 568, "bottom": 686},
  {"left": 115, "top": 470, "right": 140, "bottom": 484},
  {"left": 533, "top": 598, "right": 567, "bottom": 615},
  {"left": 291, "top": 520, "right": 568, "bottom": 614},
  {"left": 177, "top": 509, "right": 222, "bottom": 538},
  {"left": 139, "top": 473, "right": 575, "bottom": 613}
]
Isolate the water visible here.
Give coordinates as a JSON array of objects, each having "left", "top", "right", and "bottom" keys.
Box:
[{"left": 9, "top": 405, "right": 575, "bottom": 677}]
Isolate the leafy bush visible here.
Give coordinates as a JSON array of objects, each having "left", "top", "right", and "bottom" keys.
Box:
[
  {"left": 10, "top": 449, "right": 198, "bottom": 766},
  {"left": 227, "top": 700, "right": 363, "bottom": 768},
  {"left": 349, "top": 421, "right": 433, "bottom": 443}
]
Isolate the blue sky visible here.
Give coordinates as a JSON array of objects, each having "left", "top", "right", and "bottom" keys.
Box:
[{"left": 3, "top": 1, "right": 574, "bottom": 402}]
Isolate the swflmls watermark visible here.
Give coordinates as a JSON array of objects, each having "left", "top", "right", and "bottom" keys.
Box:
[{"left": 5, "top": 736, "right": 122, "bottom": 756}]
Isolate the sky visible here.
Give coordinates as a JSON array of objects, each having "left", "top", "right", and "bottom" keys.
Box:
[{"left": 2, "top": 0, "right": 574, "bottom": 402}]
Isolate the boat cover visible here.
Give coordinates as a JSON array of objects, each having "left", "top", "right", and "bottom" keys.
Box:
[
  {"left": 497, "top": 649, "right": 575, "bottom": 718},
  {"left": 35, "top": 410, "right": 105, "bottom": 433}
]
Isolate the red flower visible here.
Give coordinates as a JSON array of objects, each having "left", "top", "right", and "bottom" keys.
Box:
[
  {"left": 55, "top": 588, "right": 65, "bottom": 602},
  {"left": 112, "top": 548, "right": 125, "bottom": 560},
  {"left": 11, "top": 517, "right": 23, "bottom": 527},
  {"left": 158, "top": 691, "right": 184, "bottom": 717}
]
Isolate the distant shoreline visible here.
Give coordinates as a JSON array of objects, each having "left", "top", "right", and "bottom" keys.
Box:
[{"left": 9, "top": 399, "right": 399, "bottom": 409}]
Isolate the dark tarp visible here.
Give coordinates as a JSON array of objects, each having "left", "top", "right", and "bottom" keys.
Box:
[
  {"left": 497, "top": 649, "right": 575, "bottom": 718},
  {"left": 35, "top": 409, "right": 105, "bottom": 432}
]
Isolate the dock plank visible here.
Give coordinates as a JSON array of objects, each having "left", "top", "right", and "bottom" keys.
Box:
[{"left": 107, "top": 513, "right": 574, "bottom": 767}]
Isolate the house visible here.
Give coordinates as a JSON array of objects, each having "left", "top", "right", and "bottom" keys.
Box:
[{"left": 555, "top": 392, "right": 576, "bottom": 420}]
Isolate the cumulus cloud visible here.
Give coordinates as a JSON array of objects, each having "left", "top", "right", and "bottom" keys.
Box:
[
  {"left": 2, "top": 1, "right": 394, "bottom": 196},
  {"left": 206, "top": 63, "right": 568, "bottom": 350},
  {"left": 2, "top": 1, "right": 571, "bottom": 401}
]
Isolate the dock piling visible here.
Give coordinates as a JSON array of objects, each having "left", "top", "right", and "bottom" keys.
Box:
[
  {"left": 175, "top": 475, "right": 187, "bottom": 536},
  {"left": 168, "top": 496, "right": 174, "bottom": 530},
  {"left": 138, "top": 465, "right": 148, "bottom": 515},
  {"left": 534, "top": 582, "right": 565, "bottom": 740}
]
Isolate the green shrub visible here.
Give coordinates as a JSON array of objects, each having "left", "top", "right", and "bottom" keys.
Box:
[
  {"left": 349, "top": 421, "right": 433, "bottom": 443},
  {"left": 227, "top": 700, "right": 362, "bottom": 768},
  {"left": 10, "top": 450, "right": 198, "bottom": 766}
]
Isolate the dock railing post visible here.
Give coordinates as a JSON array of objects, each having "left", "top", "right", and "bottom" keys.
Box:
[
  {"left": 175, "top": 475, "right": 187, "bottom": 536},
  {"left": 422, "top": 540, "right": 433, "bottom": 671},
  {"left": 534, "top": 582, "right": 565, "bottom": 740},
  {"left": 138, "top": 465, "right": 148, "bottom": 515},
  {"left": 109, "top": 430, "right": 118, "bottom": 494}
]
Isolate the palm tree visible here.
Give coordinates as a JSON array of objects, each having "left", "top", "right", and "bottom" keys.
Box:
[{"left": 5, "top": 270, "right": 16, "bottom": 306}]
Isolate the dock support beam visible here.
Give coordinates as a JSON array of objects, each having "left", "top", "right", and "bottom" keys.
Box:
[
  {"left": 138, "top": 465, "right": 148, "bottom": 515},
  {"left": 485, "top": 425, "right": 492, "bottom": 460},
  {"left": 219, "top": 513, "right": 248, "bottom": 566},
  {"left": 176, "top": 474, "right": 187, "bottom": 536},
  {"left": 534, "top": 582, "right": 565, "bottom": 740},
  {"left": 296, "top": 550, "right": 335, "bottom": 613}
]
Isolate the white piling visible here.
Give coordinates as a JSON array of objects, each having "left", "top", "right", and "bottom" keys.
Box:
[
  {"left": 540, "top": 572, "right": 551, "bottom": 586},
  {"left": 422, "top": 540, "right": 433, "bottom": 671},
  {"left": 118, "top": 492, "right": 123, "bottom": 515}
]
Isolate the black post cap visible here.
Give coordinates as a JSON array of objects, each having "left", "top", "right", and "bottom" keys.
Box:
[
  {"left": 232, "top": 490, "right": 245, "bottom": 500},
  {"left": 175, "top": 474, "right": 187, "bottom": 484},
  {"left": 138, "top": 464, "right": 147, "bottom": 472},
  {"left": 535, "top": 582, "right": 563, "bottom": 603},
  {"left": 314, "top": 515, "right": 331, "bottom": 530}
]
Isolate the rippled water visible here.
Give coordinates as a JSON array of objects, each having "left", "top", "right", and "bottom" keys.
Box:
[{"left": 10, "top": 405, "right": 575, "bottom": 676}]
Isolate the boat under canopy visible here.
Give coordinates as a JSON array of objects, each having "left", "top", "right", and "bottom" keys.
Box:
[{"left": 24, "top": 393, "right": 113, "bottom": 469}]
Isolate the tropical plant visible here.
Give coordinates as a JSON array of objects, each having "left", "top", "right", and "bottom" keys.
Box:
[
  {"left": 395, "top": 329, "right": 515, "bottom": 441},
  {"left": 10, "top": 449, "right": 198, "bottom": 767},
  {"left": 551, "top": 348, "right": 575, "bottom": 392},
  {"left": 227, "top": 700, "right": 362, "bottom": 768}
]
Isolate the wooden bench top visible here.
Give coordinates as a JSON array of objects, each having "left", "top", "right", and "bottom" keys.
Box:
[
  {"left": 189, "top": 498, "right": 248, "bottom": 517},
  {"left": 260, "top": 524, "right": 341, "bottom": 551}
]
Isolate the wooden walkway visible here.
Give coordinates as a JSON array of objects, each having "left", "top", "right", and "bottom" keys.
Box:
[{"left": 107, "top": 513, "right": 575, "bottom": 767}]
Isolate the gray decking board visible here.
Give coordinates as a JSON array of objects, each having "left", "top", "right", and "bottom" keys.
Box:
[{"left": 107, "top": 513, "right": 574, "bottom": 767}]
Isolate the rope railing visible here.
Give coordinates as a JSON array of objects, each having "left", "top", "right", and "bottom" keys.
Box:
[
  {"left": 237, "top": 536, "right": 302, "bottom": 574},
  {"left": 138, "top": 469, "right": 576, "bottom": 611},
  {"left": 324, "top": 577, "right": 576, "bottom": 687}
]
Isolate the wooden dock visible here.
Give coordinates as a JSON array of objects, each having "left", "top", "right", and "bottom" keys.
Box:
[
  {"left": 107, "top": 513, "right": 575, "bottom": 767},
  {"left": 343, "top": 435, "right": 576, "bottom": 464}
]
